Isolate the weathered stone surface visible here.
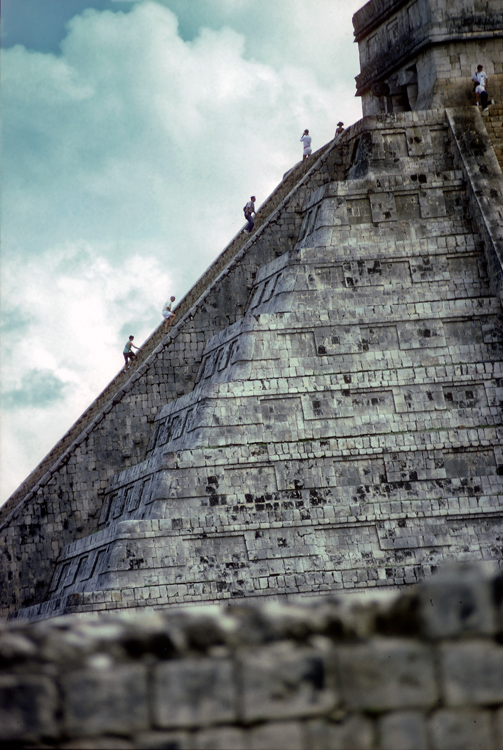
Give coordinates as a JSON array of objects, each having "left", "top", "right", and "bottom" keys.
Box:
[
  {"left": 0, "top": 674, "right": 58, "bottom": 741},
  {"left": 240, "top": 641, "right": 338, "bottom": 721},
  {"left": 1, "top": 0, "right": 502, "bottom": 641},
  {"left": 1, "top": 0, "right": 503, "bottom": 746},
  {"left": 377, "top": 710, "right": 428, "bottom": 750},
  {"left": 131, "top": 731, "right": 191, "bottom": 750},
  {"left": 154, "top": 657, "right": 237, "bottom": 728},
  {"left": 495, "top": 707, "right": 503, "bottom": 750},
  {"left": 304, "top": 716, "right": 374, "bottom": 750},
  {"left": 192, "top": 727, "right": 248, "bottom": 750},
  {"left": 354, "top": 0, "right": 503, "bottom": 114},
  {"left": 59, "top": 739, "right": 134, "bottom": 749},
  {"left": 440, "top": 640, "right": 503, "bottom": 706},
  {"left": 428, "top": 708, "right": 493, "bottom": 750},
  {"left": 62, "top": 663, "right": 149, "bottom": 736},
  {"left": 247, "top": 721, "right": 305, "bottom": 750},
  {"left": 417, "top": 563, "right": 499, "bottom": 638},
  {"left": 337, "top": 639, "right": 438, "bottom": 711},
  {"left": 0, "top": 565, "right": 502, "bottom": 748}
]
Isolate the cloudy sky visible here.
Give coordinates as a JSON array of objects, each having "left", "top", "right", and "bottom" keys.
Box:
[{"left": 1, "top": 0, "right": 365, "bottom": 504}]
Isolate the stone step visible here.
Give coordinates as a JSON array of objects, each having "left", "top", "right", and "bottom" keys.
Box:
[{"left": 16, "top": 503, "right": 502, "bottom": 621}]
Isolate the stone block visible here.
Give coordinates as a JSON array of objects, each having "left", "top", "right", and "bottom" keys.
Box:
[
  {"left": 377, "top": 710, "right": 428, "bottom": 750},
  {"left": 495, "top": 706, "right": 503, "bottom": 750},
  {"left": 304, "top": 715, "right": 374, "bottom": 750},
  {"left": 193, "top": 726, "right": 248, "bottom": 749},
  {"left": 337, "top": 639, "right": 438, "bottom": 711},
  {"left": 129, "top": 732, "right": 191, "bottom": 750},
  {"left": 154, "top": 657, "right": 237, "bottom": 728},
  {"left": 240, "top": 641, "right": 338, "bottom": 722},
  {"left": 429, "top": 708, "right": 493, "bottom": 750},
  {"left": 418, "top": 563, "right": 498, "bottom": 638},
  {"left": 63, "top": 663, "right": 148, "bottom": 736},
  {"left": 0, "top": 674, "right": 58, "bottom": 741},
  {"left": 248, "top": 721, "right": 304, "bottom": 750},
  {"left": 439, "top": 640, "right": 503, "bottom": 705},
  {"left": 60, "top": 738, "right": 134, "bottom": 749}
]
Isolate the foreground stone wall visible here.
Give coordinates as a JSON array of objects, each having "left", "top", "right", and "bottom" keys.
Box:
[{"left": 2, "top": 563, "right": 503, "bottom": 749}]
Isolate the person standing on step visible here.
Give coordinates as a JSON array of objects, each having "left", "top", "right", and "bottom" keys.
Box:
[
  {"left": 472, "top": 64, "right": 490, "bottom": 109},
  {"left": 162, "top": 296, "right": 176, "bottom": 333},
  {"left": 472, "top": 64, "right": 488, "bottom": 91},
  {"left": 335, "top": 122, "right": 345, "bottom": 136},
  {"left": 300, "top": 129, "right": 312, "bottom": 160},
  {"left": 123, "top": 335, "right": 140, "bottom": 371},
  {"left": 244, "top": 196, "right": 256, "bottom": 234},
  {"left": 476, "top": 79, "right": 490, "bottom": 111}
]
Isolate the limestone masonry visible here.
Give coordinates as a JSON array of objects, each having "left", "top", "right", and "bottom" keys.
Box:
[
  {"left": 1, "top": 0, "right": 502, "bottom": 621},
  {"left": 1, "top": 564, "right": 503, "bottom": 749}
]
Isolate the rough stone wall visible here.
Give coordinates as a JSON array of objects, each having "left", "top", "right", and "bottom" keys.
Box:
[
  {"left": 353, "top": 0, "right": 503, "bottom": 115},
  {"left": 1, "top": 563, "right": 503, "bottom": 749}
]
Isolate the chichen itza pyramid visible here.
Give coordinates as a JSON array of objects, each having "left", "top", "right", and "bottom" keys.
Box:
[{"left": 1, "top": 0, "right": 502, "bottom": 622}]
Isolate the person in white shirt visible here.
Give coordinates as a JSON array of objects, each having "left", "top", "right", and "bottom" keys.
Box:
[
  {"left": 300, "top": 129, "right": 312, "bottom": 160},
  {"left": 162, "top": 296, "right": 176, "bottom": 333},
  {"left": 472, "top": 64, "right": 488, "bottom": 89},
  {"left": 123, "top": 335, "right": 140, "bottom": 371},
  {"left": 472, "top": 65, "right": 489, "bottom": 109},
  {"left": 244, "top": 196, "right": 256, "bottom": 233}
]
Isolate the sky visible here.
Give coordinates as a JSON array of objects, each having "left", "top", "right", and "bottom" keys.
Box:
[{"left": 0, "top": 0, "right": 365, "bottom": 504}]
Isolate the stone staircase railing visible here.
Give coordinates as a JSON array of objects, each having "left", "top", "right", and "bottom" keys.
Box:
[
  {"left": 446, "top": 106, "right": 503, "bottom": 303},
  {"left": 483, "top": 104, "right": 503, "bottom": 172}
]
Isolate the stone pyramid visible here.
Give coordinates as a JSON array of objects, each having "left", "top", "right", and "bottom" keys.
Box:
[
  {"left": 2, "top": 0, "right": 503, "bottom": 621},
  {"left": 4, "top": 104, "right": 501, "bottom": 621}
]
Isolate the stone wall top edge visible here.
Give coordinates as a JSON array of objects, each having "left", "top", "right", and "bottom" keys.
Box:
[{"left": 5, "top": 562, "right": 502, "bottom": 640}]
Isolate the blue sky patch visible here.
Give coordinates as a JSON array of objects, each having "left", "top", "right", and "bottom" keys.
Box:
[{"left": 2, "top": 369, "right": 67, "bottom": 409}]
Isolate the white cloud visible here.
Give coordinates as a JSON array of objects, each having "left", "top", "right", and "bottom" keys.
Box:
[
  {"left": 1, "top": 243, "right": 173, "bottom": 499},
  {"left": 1, "top": 0, "right": 364, "bottom": 502}
]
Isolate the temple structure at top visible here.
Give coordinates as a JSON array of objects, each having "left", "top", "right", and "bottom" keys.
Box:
[{"left": 354, "top": 0, "right": 502, "bottom": 114}]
